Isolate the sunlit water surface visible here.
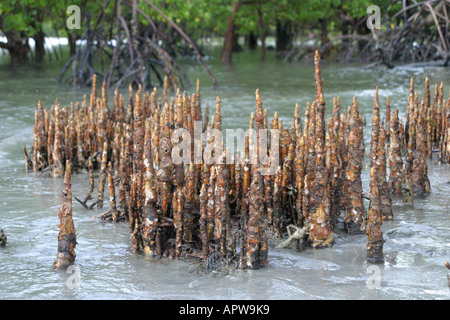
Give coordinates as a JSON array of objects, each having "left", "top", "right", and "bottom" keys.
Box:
[{"left": 0, "top": 50, "right": 449, "bottom": 299}]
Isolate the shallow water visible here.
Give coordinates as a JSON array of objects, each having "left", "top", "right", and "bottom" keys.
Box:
[{"left": 0, "top": 50, "right": 449, "bottom": 300}]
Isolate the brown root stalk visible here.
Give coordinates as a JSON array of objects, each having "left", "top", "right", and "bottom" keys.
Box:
[
  {"left": 214, "top": 158, "right": 230, "bottom": 257},
  {"left": 97, "top": 142, "right": 108, "bottom": 209},
  {"left": 411, "top": 103, "right": 431, "bottom": 196},
  {"left": 308, "top": 51, "right": 333, "bottom": 248},
  {"left": 377, "top": 125, "right": 393, "bottom": 221},
  {"left": 343, "top": 97, "right": 365, "bottom": 235},
  {"left": 246, "top": 169, "right": 267, "bottom": 269},
  {"left": 388, "top": 109, "right": 404, "bottom": 195},
  {"left": 54, "top": 161, "right": 77, "bottom": 270},
  {"left": 366, "top": 166, "right": 384, "bottom": 264}
]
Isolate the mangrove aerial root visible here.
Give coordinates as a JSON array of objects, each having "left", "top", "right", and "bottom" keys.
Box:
[
  {"left": 0, "top": 228, "right": 6, "bottom": 247},
  {"left": 343, "top": 97, "right": 365, "bottom": 235},
  {"left": 366, "top": 96, "right": 385, "bottom": 264},
  {"left": 388, "top": 109, "right": 404, "bottom": 195},
  {"left": 23, "top": 51, "right": 450, "bottom": 271},
  {"left": 54, "top": 161, "right": 77, "bottom": 270},
  {"left": 308, "top": 51, "right": 333, "bottom": 248}
]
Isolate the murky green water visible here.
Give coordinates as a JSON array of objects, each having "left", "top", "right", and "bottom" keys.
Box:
[{"left": 0, "top": 49, "right": 449, "bottom": 299}]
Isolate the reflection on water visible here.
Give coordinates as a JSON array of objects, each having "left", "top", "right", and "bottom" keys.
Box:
[{"left": 0, "top": 50, "right": 449, "bottom": 299}]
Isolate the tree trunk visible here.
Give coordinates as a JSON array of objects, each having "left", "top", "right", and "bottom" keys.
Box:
[
  {"left": 319, "top": 19, "right": 330, "bottom": 58},
  {"left": 33, "top": 31, "right": 46, "bottom": 62},
  {"left": 1, "top": 31, "right": 30, "bottom": 64},
  {"left": 275, "top": 19, "right": 292, "bottom": 56},
  {"left": 232, "top": 33, "right": 243, "bottom": 52},
  {"left": 340, "top": 19, "right": 351, "bottom": 44},
  {"left": 221, "top": 1, "right": 242, "bottom": 64},
  {"left": 68, "top": 33, "right": 78, "bottom": 56},
  {"left": 247, "top": 31, "right": 257, "bottom": 50},
  {"left": 258, "top": 7, "right": 265, "bottom": 61}
]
